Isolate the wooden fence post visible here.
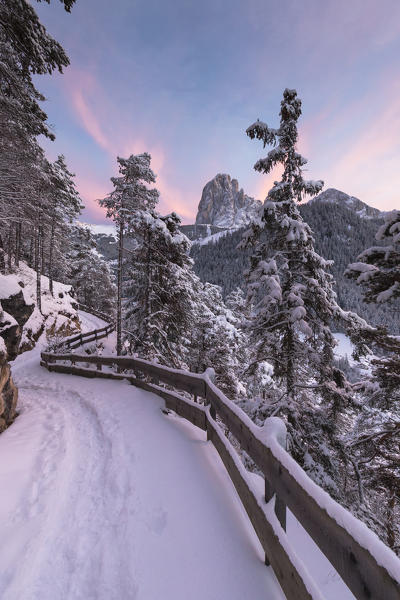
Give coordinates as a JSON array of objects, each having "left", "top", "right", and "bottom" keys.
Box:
[
  {"left": 204, "top": 368, "right": 216, "bottom": 440},
  {"left": 263, "top": 417, "right": 287, "bottom": 566}
]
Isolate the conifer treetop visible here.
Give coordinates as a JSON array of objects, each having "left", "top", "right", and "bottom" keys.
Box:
[
  {"left": 99, "top": 153, "right": 159, "bottom": 227},
  {"left": 246, "top": 88, "right": 323, "bottom": 203}
]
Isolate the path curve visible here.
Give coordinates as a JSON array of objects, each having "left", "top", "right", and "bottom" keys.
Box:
[{"left": 0, "top": 336, "right": 283, "bottom": 599}]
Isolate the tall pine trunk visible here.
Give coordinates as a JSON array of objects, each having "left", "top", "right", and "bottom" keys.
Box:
[
  {"left": 0, "top": 233, "right": 5, "bottom": 274},
  {"left": 35, "top": 224, "right": 42, "bottom": 314},
  {"left": 117, "top": 221, "right": 124, "bottom": 355},
  {"left": 29, "top": 235, "right": 34, "bottom": 268},
  {"left": 144, "top": 227, "right": 152, "bottom": 349},
  {"left": 49, "top": 219, "right": 55, "bottom": 296},
  {"left": 7, "top": 225, "right": 12, "bottom": 272},
  {"left": 15, "top": 221, "right": 21, "bottom": 267}
]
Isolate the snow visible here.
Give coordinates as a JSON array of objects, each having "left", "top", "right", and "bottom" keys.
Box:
[
  {"left": 3, "top": 316, "right": 399, "bottom": 598},
  {"left": 0, "top": 262, "right": 78, "bottom": 353},
  {"left": 80, "top": 222, "right": 116, "bottom": 238},
  {"left": 1, "top": 310, "right": 18, "bottom": 329},
  {"left": 0, "top": 274, "right": 22, "bottom": 300},
  {"left": 194, "top": 229, "right": 230, "bottom": 246},
  {"left": 203, "top": 375, "right": 400, "bottom": 586},
  {"left": 0, "top": 340, "right": 283, "bottom": 600},
  {"left": 333, "top": 333, "right": 354, "bottom": 360}
]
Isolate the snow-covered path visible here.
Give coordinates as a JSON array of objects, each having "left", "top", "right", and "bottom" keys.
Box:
[{"left": 0, "top": 337, "right": 283, "bottom": 599}]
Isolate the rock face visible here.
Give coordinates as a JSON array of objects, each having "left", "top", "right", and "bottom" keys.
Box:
[
  {"left": 0, "top": 340, "right": 18, "bottom": 432},
  {"left": 0, "top": 289, "right": 34, "bottom": 360},
  {"left": 310, "top": 188, "right": 381, "bottom": 219},
  {"left": 196, "top": 174, "right": 262, "bottom": 228},
  {"left": 1, "top": 288, "right": 34, "bottom": 327}
]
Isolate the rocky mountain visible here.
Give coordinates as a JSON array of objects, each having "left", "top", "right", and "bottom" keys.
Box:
[
  {"left": 92, "top": 179, "right": 398, "bottom": 332},
  {"left": 190, "top": 185, "right": 399, "bottom": 333},
  {"left": 196, "top": 174, "right": 262, "bottom": 228},
  {"left": 309, "top": 188, "right": 381, "bottom": 219}
]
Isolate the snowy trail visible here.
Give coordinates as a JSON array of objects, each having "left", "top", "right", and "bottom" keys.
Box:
[
  {"left": 78, "top": 309, "right": 108, "bottom": 333},
  {"left": 0, "top": 338, "right": 283, "bottom": 599}
]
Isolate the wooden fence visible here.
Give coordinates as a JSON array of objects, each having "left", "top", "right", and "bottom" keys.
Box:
[
  {"left": 40, "top": 348, "right": 400, "bottom": 600},
  {"left": 57, "top": 310, "right": 115, "bottom": 351}
]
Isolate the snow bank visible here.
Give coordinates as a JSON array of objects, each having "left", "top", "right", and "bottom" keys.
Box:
[{"left": 0, "top": 275, "right": 22, "bottom": 300}]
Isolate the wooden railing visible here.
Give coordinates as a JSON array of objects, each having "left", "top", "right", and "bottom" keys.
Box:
[
  {"left": 39, "top": 349, "right": 400, "bottom": 599},
  {"left": 54, "top": 307, "right": 115, "bottom": 351}
]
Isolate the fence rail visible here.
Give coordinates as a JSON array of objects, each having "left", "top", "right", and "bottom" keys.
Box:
[
  {"left": 41, "top": 347, "right": 400, "bottom": 600},
  {"left": 56, "top": 309, "right": 115, "bottom": 351}
]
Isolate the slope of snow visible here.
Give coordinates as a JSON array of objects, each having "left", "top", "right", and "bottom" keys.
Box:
[
  {"left": 333, "top": 332, "right": 354, "bottom": 360},
  {"left": 0, "top": 342, "right": 283, "bottom": 600},
  {"left": 194, "top": 229, "right": 230, "bottom": 246}
]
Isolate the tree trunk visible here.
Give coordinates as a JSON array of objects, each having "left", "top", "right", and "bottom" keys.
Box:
[
  {"left": 386, "top": 492, "right": 397, "bottom": 550},
  {"left": 0, "top": 233, "right": 5, "bottom": 274},
  {"left": 41, "top": 227, "right": 45, "bottom": 279},
  {"left": 15, "top": 221, "right": 21, "bottom": 267},
  {"left": 29, "top": 235, "right": 34, "bottom": 268},
  {"left": 141, "top": 226, "right": 152, "bottom": 355},
  {"left": 117, "top": 221, "right": 124, "bottom": 355},
  {"left": 49, "top": 220, "right": 55, "bottom": 296},
  {"left": 7, "top": 225, "right": 12, "bottom": 272},
  {"left": 35, "top": 224, "right": 42, "bottom": 314}
]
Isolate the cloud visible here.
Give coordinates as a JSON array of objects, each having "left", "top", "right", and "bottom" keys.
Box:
[{"left": 62, "top": 68, "right": 198, "bottom": 221}]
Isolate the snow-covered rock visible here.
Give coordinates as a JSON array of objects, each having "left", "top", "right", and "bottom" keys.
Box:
[
  {"left": 309, "top": 188, "right": 381, "bottom": 219},
  {"left": 0, "top": 340, "right": 17, "bottom": 432},
  {"left": 0, "top": 262, "right": 79, "bottom": 356},
  {"left": 196, "top": 174, "right": 262, "bottom": 228}
]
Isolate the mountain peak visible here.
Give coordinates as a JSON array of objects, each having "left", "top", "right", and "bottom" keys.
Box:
[
  {"left": 196, "top": 173, "right": 262, "bottom": 228},
  {"left": 310, "top": 188, "right": 381, "bottom": 219}
]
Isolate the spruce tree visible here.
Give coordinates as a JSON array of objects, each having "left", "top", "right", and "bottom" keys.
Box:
[
  {"left": 242, "top": 89, "right": 357, "bottom": 494},
  {"left": 346, "top": 210, "right": 400, "bottom": 304},
  {"left": 345, "top": 210, "right": 400, "bottom": 550},
  {"left": 99, "top": 153, "right": 159, "bottom": 355},
  {"left": 124, "top": 212, "right": 196, "bottom": 366},
  {"left": 68, "top": 225, "right": 116, "bottom": 315}
]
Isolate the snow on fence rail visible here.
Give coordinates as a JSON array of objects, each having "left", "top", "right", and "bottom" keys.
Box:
[{"left": 40, "top": 349, "right": 400, "bottom": 600}]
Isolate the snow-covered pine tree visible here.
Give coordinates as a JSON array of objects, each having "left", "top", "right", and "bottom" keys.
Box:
[
  {"left": 124, "top": 212, "right": 196, "bottom": 367},
  {"left": 242, "top": 89, "right": 357, "bottom": 496},
  {"left": 99, "top": 153, "right": 159, "bottom": 355},
  {"left": 345, "top": 210, "right": 400, "bottom": 550},
  {"left": 68, "top": 224, "right": 116, "bottom": 315},
  {"left": 0, "top": 0, "right": 77, "bottom": 317},
  {"left": 189, "top": 281, "right": 244, "bottom": 399},
  {"left": 45, "top": 155, "right": 82, "bottom": 295},
  {"left": 346, "top": 210, "right": 400, "bottom": 304}
]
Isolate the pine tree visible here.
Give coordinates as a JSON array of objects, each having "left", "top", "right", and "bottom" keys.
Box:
[
  {"left": 345, "top": 210, "right": 400, "bottom": 550},
  {"left": 242, "top": 88, "right": 362, "bottom": 496},
  {"left": 0, "top": 0, "right": 76, "bottom": 315},
  {"left": 46, "top": 155, "right": 82, "bottom": 295},
  {"left": 99, "top": 153, "right": 159, "bottom": 355},
  {"left": 346, "top": 210, "right": 400, "bottom": 304},
  {"left": 189, "top": 281, "right": 244, "bottom": 398},
  {"left": 124, "top": 212, "right": 196, "bottom": 366},
  {"left": 68, "top": 225, "right": 116, "bottom": 315}
]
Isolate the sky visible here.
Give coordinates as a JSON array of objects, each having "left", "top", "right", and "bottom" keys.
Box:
[{"left": 34, "top": 0, "right": 400, "bottom": 225}]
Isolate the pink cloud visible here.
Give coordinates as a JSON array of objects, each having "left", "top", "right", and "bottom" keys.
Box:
[{"left": 63, "top": 68, "right": 197, "bottom": 222}]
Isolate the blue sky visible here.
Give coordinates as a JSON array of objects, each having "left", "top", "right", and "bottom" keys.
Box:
[{"left": 35, "top": 0, "right": 400, "bottom": 223}]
